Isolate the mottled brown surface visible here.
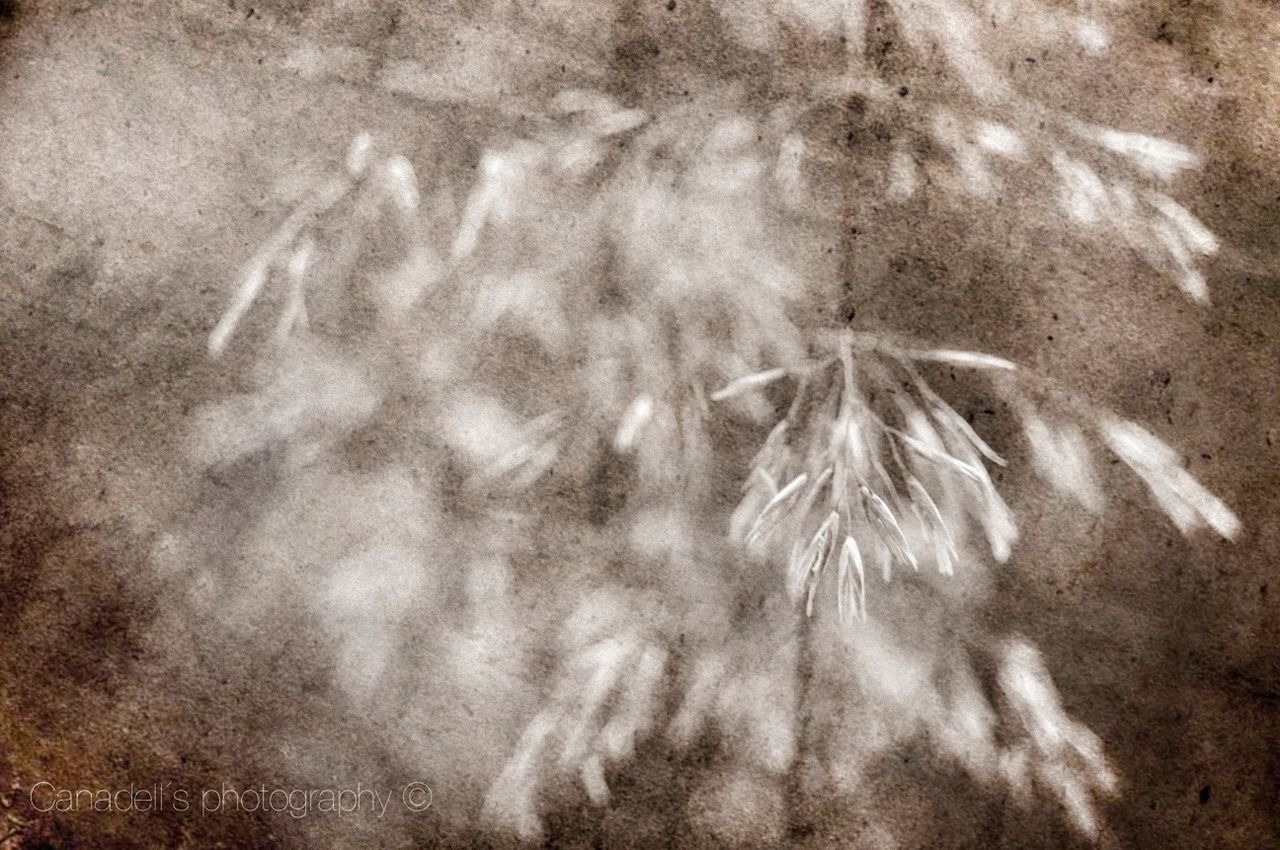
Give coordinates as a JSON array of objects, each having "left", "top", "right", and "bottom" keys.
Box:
[{"left": 1, "top": 1, "right": 1278, "bottom": 847}]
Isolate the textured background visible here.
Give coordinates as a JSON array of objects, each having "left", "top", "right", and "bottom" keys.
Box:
[{"left": 1, "top": 1, "right": 1278, "bottom": 847}]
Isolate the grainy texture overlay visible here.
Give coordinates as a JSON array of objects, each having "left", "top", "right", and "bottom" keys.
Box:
[{"left": 1, "top": 1, "right": 1278, "bottom": 848}]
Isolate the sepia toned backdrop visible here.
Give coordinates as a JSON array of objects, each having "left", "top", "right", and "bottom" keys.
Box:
[{"left": 1, "top": 1, "right": 1278, "bottom": 847}]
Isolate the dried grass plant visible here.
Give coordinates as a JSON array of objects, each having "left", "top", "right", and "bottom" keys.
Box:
[{"left": 174, "top": 0, "right": 1239, "bottom": 843}]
